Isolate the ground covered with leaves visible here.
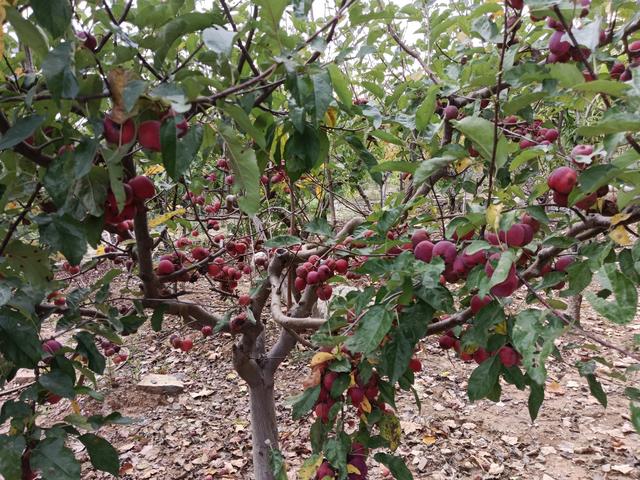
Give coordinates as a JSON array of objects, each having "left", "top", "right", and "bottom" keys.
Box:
[{"left": 2, "top": 281, "right": 639, "bottom": 480}]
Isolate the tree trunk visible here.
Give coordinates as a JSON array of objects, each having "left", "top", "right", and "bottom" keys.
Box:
[{"left": 249, "top": 374, "right": 279, "bottom": 480}]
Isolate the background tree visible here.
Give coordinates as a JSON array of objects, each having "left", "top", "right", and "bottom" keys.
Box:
[{"left": 0, "top": 0, "right": 640, "bottom": 479}]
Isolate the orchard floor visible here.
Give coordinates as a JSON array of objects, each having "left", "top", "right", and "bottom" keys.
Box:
[{"left": 3, "top": 283, "right": 640, "bottom": 480}]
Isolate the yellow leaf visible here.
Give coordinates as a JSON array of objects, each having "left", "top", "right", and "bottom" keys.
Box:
[
  {"left": 422, "top": 434, "right": 436, "bottom": 445},
  {"left": 486, "top": 204, "right": 503, "bottom": 231},
  {"left": 298, "top": 455, "right": 323, "bottom": 480},
  {"left": 144, "top": 164, "right": 165, "bottom": 175},
  {"left": 379, "top": 413, "right": 402, "bottom": 451},
  {"left": 455, "top": 157, "right": 471, "bottom": 174},
  {"left": 324, "top": 106, "right": 338, "bottom": 128},
  {"left": 148, "top": 208, "right": 186, "bottom": 228},
  {"left": 95, "top": 245, "right": 106, "bottom": 255},
  {"left": 547, "top": 380, "right": 565, "bottom": 395},
  {"left": 107, "top": 68, "right": 135, "bottom": 122},
  {"left": 494, "top": 321, "right": 507, "bottom": 335},
  {"left": 310, "top": 352, "right": 334, "bottom": 367},
  {"left": 610, "top": 212, "right": 631, "bottom": 225},
  {"left": 349, "top": 372, "right": 356, "bottom": 387},
  {"left": 347, "top": 464, "right": 361, "bottom": 475},
  {"left": 609, "top": 225, "right": 633, "bottom": 246},
  {"left": 360, "top": 397, "right": 372, "bottom": 414},
  {"left": 70, "top": 400, "right": 81, "bottom": 414}
]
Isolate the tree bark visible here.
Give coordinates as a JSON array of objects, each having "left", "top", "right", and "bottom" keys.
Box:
[{"left": 248, "top": 373, "right": 279, "bottom": 480}]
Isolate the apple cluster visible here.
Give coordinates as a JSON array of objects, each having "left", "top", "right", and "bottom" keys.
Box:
[
  {"left": 98, "top": 338, "right": 128, "bottom": 364},
  {"left": 547, "top": 165, "right": 606, "bottom": 209},
  {"left": 104, "top": 175, "right": 155, "bottom": 225},
  {"left": 315, "top": 442, "right": 369, "bottom": 480},
  {"left": 103, "top": 111, "right": 188, "bottom": 149},
  {"left": 502, "top": 116, "right": 559, "bottom": 149},
  {"left": 438, "top": 329, "right": 521, "bottom": 368},
  {"left": 295, "top": 255, "right": 350, "bottom": 301},
  {"left": 169, "top": 334, "right": 194, "bottom": 352}
]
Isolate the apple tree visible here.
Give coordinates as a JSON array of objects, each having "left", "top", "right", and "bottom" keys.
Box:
[{"left": 0, "top": 0, "right": 640, "bottom": 479}]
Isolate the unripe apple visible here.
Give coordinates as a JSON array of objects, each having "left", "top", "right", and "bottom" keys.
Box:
[
  {"left": 138, "top": 120, "right": 162, "bottom": 151},
  {"left": 432, "top": 240, "right": 457, "bottom": 265},
  {"left": 506, "top": 223, "right": 528, "bottom": 247},
  {"left": 316, "top": 461, "right": 335, "bottom": 479},
  {"left": 443, "top": 105, "right": 459, "bottom": 120},
  {"left": 216, "top": 158, "right": 229, "bottom": 170},
  {"left": 316, "top": 284, "right": 333, "bottom": 301},
  {"left": 498, "top": 346, "right": 520, "bottom": 367},
  {"left": 473, "top": 348, "right": 491, "bottom": 364},
  {"left": 610, "top": 62, "right": 626, "bottom": 80},
  {"left": 409, "top": 357, "right": 422, "bottom": 372},
  {"left": 413, "top": 240, "right": 434, "bottom": 262},
  {"left": 315, "top": 402, "right": 330, "bottom": 423},
  {"left": 553, "top": 190, "right": 569, "bottom": 207},
  {"left": 334, "top": 258, "right": 348, "bottom": 274},
  {"left": 180, "top": 338, "right": 193, "bottom": 352},
  {"left": 77, "top": 31, "right": 97, "bottom": 51},
  {"left": 348, "top": 386, "right": 365, "bottom": 405},
  {"left": 294, "top": 276, "right": 306, "bottom": 291},
  {"left": 547, "top": 166, "right": 577, "bottom": 194},
  {"left": 470, "top": 295, "right": 491, "bottom": 314},
  {"left": 156, "top": 259, "right": 175, "bottom": 276},
  {"left": 103, "top": 116, "right": 135, "bottom": 145},
  {"left": 128, "top": 176, "right": 156, "bottom": 200},
  {"left": 555, "top": 255, "right": 575, "bottom": 272},
  {"left": 191, "top": 246, "right": 210, "bottom": 261},
  {"left": 42, "top": 339, "right": 63, "bottom": 354},
  {"left": 410, "top": 228, "right": 430, "bottom": 247}
]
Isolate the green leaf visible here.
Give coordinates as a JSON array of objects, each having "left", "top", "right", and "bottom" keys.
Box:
[
  {"left": 161, "top": 120, "right": 203, "bottom": 181},
  {"left": 122, "top": 80, "right": 148, "bottom": 113},
  {"left": 468, "top": 355, "right": 501, "bottom": 401},
  {"left": 5, "top": 7, "right": 49, "bottom": 58},
  {"left": 284, "top": 124, "right": 323, "bottom": 182},
  {"left": 202, "top": 26, "right": 235, "bottom": 56},
  {"left": 576, "top": 112, "right": 640, "bottom": 136},
  {"left": 79, "top": 434, "right": 119, "bottom": 477},
  {"left": 219, "top": 124, "right": 260, "bottom": 215},
  {"left": 0, "top": 434, "right": 25, "bottom": 480},
  {"left": 223, "top": 104, "right": 266, "bottom": 150},
  {"left": 150, "top": 12, "right": 223, "bottom": 68},
  {"left": 370, "top": 129, "right": 404, "bottom": 146},
  {"left": 415, "top": 85, "right": 439, "bottom": 131},
  {"left": 42, "top": 43, "right": 79, "bottom": 100},
  {"left": 0, "top": 309, "right": 43, "bottom": 368},
  {"left": 630, "top": 402, "right": 640, "bottom": 434},
  {"left": 38, "top": 370, "right": 75, "bottom": 399},
  {"left": 310, "top": 70, "right": 333, "bottom": 125},
  {"left": 370, "top": 161, "right": 416, "bottom": 174},
  {"left": 327, "top": 64, "right": 352, "bottom": 107},
  {"left": 263, "top": 235, "right": 301, "bottom": 248},
  {"left": 488, "top": 251, "right": 515, "bottom": 288},
  {"left": 584, "top": 373, "right": 607, "bottom": 407},
  {"left": 503, "top": 92, "right": 548, "bottom": 115},
  {"left": 345, "top": 305, "right": 393, "bottom": 354},
  {"left": 0, "top": 115, "right": 44, "bottom": 150},
  {"left": 35, "top": 214, "right": 87, "bottom": 266},
  {"left": 30, "top": 437, "right": 81, "bottom": 480},
  {"left": 528, "top": 382, "right": 545, "bottom": 421},
  {"left": 268, "top": 446, "right": 288, "bottom": 480},
  {"left": 512, "top": 309, "right": 563, "bottom": 385},
  {"left": 374, "top": 453, "right": 413, "bottom": 480},
  {"left": 413, "top": 156, "right": 455, "bottom": 185},
  {"left": 548, "top": 63, "right": 585, "bottom": 88},
  {"left": 586, "top": 263, "right": 637, "bottom": 324},
  {"left": 255, "top": 0, "right": 287, "bottom": 32},
  {"left": 345, "top": 135, "right": 382, "bottom": 185},
  {"left": 31, "top": 0, "right": 72, "bottom": 38},
  {"left": 291, "top": 385, "right": 320, "bottom": 420},
  {"left": 151, "top": 304, "right": 167, "bottom": 332},
  {"left": 452, "top": 116, "right": 508, "bottom": 168},
  {"left": 74, "top": 332, "right": 105, "bottom": 375},
  {"left": 573, "top": 80, "right": 630, "bottom": 97},
  {"left": 304, "top": 218, "right": 333, "bottom": 237}
]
